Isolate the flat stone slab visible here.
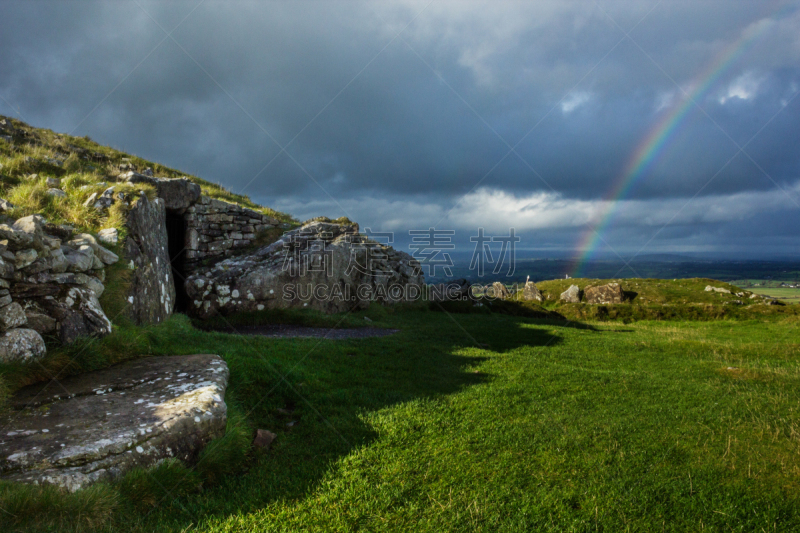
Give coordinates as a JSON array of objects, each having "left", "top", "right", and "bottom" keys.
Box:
[{"left": 0, "top": 354, "right": 228, "bottom": 491}]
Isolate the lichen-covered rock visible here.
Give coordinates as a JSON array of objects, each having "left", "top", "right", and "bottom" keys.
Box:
[
  {"left": 522, "top": 280, "right": 543, "bottom": 302},
  {"left": 560, "top": 284, "right": 581, "bottom": 303},
  {"left": 0, "top": 302, "right": 27, "bottom": 330},
  {"left": 0, "top": 328, "right": 45, "bottom": 363},
  {"left": 0, "top": 354, "right": 229, "bottom": 491},
  {"left": 24, "top": 309, "right": 57, "bottom": 334},
  {"left": 185, "top": 221, "right": 424, "bottom": 317},
  {"left": 491, "top": 281, "right": 510, "bottom": 299},
  {"left": 124, "top": 193, "right": 174, "bottom": 324},
  {"left": 41, "top": 286, "right": 112, "bottom": 344},
  {"left": 584, "top": 283, "right": 624, "bottom": 304}
]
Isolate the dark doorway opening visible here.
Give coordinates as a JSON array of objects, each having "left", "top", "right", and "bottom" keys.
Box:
[{"left": 166, "top": 212, "right": 189, "bottom": 313}]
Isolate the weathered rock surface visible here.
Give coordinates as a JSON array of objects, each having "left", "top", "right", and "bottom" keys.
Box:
[
  {"left": 124, "top": 194, "right": 175, "bottom": 324},
  {"left": 560, "top": 284, "right": 581, "bottom": 303},
  {"left": 490, "top": 281, "right": 510, "bottom": 299},
  {"left": 123, "top": 172, "right": 201, "bottom": 212},
  {"left": 522, "top": 280, "right": 543, "bottom": 302},
  {"left": 185, "top": 221, "right": 424, "bottom": 317},
  {"left": 584, "top": 283, "right": 624, "bottom": 304},
  {"left": 0, "top": 354, "right": 229, "bottom": 491},
  {"left": 0, "top": 302, "right": 27, "bottom": 329},
  {"left": 705, "top": 285, "right": 731, "bottom": 294},
  {"left": 97, "top": 228, "right": 118, "bottom": 246},
  {"left": 429, "top": 278, "right": 472, "bottom": 302},
  {"left": 0, "top": 328, "right": 45, "bottom": 363}
]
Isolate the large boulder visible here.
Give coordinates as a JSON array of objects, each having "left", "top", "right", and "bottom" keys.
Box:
[
  {"left": 584, "top": 283, "right": 624, "bottom": 304},
  {"left": 522, "top": 280, "right": 543, "bottom": 302},
  {"left": 0, "top": 328, "right": 45, "bottom": 363},
  {"left": 0, "top": 354, "right": 229, "bottom": 491},
  {"left": 560, "top": 284, "right": 581, "bottom": 303},
  {"left": 39, "top": 286, "right": 112, "bottom": 344},
  {"left": 124, "top": 193, "right": 175, "bottom": 324},
  {"left": 490, "top": 281, "right": 510, "bottom": 299},
  {"left": 185, "top": 221, "right": 424, "bottom": 317}
]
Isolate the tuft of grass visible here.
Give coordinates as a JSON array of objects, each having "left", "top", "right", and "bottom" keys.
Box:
[
  {"left": 118, "top": 459, "right": 202, "bottom": 514},
  {"left": 0, "top": 481, "right": 119, "bottom": 533}
]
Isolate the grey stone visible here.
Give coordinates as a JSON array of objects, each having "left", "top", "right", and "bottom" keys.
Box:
[
  {"left": 0, "top": 257, "right": 14, "bottom": 279},
  {"left": 253, "top": 429, "right": 276, "bottom": 450},
  {"left": 0, "top": 198, "right": 15, "bottom": 212},
  {"left": 42, "top": 286, "right": 112, "bottom": 344},
  {"left": 490, "top": 282, "right": 510, "bottom": 299},
  {"left": 97, "top": 228, "right": 118, "bottom": 246},
  {"left": 560, "top": 284, "right": 581, "bottom": 303},
  {"left": 0, "top": 302, "right": 27, "bottom": 330},
  {"left": 0, "top": 354, "right": 229, "bottom": 491},
  {"left": 0, "top": 328, "right": 45, "bottom": 363},
  {"left": 24, "top": 310, "right": 57, "bottom": 334},
  {"left": 46, "top": 188, "right": 66, "bottom": 198},
  {"left": 584, "top": 283, "right": 624, "bottom": 304},
  {"left": 46, "top": 177, "right": 61, "bottom": 188},
  {"left": 522, "top": 280, "right": 543, "bottom": 302},
  {"left": 124, "top": 172, "right": 201, "bottom": 212},
  {"left": 704, "top": 285, "right": 731, "bottom": 294},
  {"left": 63, "top": 245, "right": 94, "bottom": 272},
  {"left": 95, "top": 245, "right": 119, "bottom": 265},
  {"left": 0, "top": 224, "right": 34, "bottom": 251},
  {"left": 82, "top": 192, "right": 98, "bottom": 207},
  {"left": 14, "top": 249, "right": 38, "bottom": 269},
  {"left": 124, "top": 194, "right": 175, "bottom": 324}
]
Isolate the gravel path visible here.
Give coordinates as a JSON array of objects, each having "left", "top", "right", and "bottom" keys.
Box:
[{"left": 209, "top": 324, "right": 399, "bottom": 340}]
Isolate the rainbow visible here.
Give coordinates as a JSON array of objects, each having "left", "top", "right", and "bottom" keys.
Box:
[{"left": 571, "top": 2, "right": 793, "bottom": 277}]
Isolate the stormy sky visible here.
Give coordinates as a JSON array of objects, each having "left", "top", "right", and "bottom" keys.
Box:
[{"left": 1, "top": 1, "right": 799, "bottom": 260}]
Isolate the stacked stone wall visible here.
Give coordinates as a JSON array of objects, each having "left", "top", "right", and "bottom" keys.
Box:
[{"left": 184, "top": 196, "right": 280, "bottom": 268}]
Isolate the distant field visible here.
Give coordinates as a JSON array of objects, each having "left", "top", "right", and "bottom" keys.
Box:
[
  {"left": 731, "top": 280, "right": 800, "bottom": 303},
  {"left": 747, "top": 287, "right": 800, "bottom": 303}
]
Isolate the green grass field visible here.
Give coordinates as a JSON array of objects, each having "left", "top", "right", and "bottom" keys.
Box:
[{"left": 3, "top": 303, "right": 800, "bottom": 532}]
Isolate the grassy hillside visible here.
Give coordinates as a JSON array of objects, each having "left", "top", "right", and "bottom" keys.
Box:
[
  {"left": 0, "top": 115, "right": 296, "bottom": 231},
  {"left": 2, "top": 309, "right": 800, "bottom": 531},
  {"left": 532, "top": 277, "right": 749, "bottom": 304}
]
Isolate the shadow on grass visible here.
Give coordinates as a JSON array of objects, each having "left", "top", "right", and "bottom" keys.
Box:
[
  {"left": 124, "top": 310, "right": 569, "bottom": 530},
  {"left": 0, "top": 308, "right": 577, "bottom": 531}
]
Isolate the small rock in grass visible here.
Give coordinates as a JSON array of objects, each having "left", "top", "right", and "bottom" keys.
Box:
[
  {"left": 253, "top": 429, "right": 277, "bottom": 450},
  {"left": 46, "top": 188, "right": 66, "bottom": 198},
  {"left": 46, "top": 177, "right": 61, "bottom": 188},
  {"left": 97, "top": 228, "right": 119, "bottom": 246}
]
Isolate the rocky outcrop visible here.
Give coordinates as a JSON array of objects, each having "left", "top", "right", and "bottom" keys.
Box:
[
  {"left": 560, "top": 284, "right": 581, "bottom": 303},
  {"left": 522, "top": 280, "right": 543, "bottom": 302},
  {"left": 584, "top": 283, "right": 624, "bottom": 304},
  {"left": 0, "top": 214, "right": 117, "bottom": 360},
  {"left": 705, "top": 285, "right": 731, "bottom": 294},
  {"left": 490, "top": 282, "right": 510, "bottom": 299},
  {"left": 185, "top": 221, "right": 424, "bottom": 317},
  {"left": 124, "top": 193, "right": 175, "bottom": 324},
  {"left": 0, "top": 354, "right": 229, "bottom": 492},
  {"left": 184, "top": 196, "right": 281, "bottom": 270}
]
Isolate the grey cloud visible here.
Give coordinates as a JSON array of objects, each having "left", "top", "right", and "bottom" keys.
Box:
[{"left": 1, "top": 0, "right": 798, "bottom": 257}]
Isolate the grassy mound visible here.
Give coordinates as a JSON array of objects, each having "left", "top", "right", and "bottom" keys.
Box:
[{"left": 0, "top": 116, "right": 296, "bottom": 227}]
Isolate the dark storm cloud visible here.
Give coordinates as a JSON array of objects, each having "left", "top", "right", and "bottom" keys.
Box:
[{"left": 1, "top": 0, "right": 798, "bottom": 256}]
